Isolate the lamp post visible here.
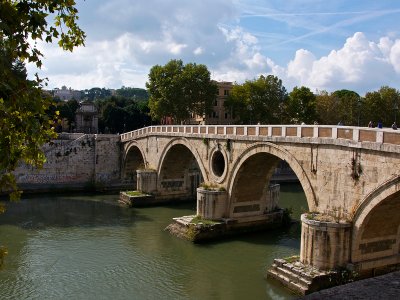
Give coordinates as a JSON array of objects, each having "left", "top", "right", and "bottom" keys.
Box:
[
  {"left": 394, "top": 103, "right": 398, "bottom": 124},
  {"left": 357, "top": 97, "right": 361, "bottom": 127}
]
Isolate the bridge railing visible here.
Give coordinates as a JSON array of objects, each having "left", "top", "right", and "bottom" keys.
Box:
[{"left": 120, "top": 125, "right": 400, "bottom": 146}]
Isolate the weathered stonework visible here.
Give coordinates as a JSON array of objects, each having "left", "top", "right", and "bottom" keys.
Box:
[
  {"left": 197, "top": 188, "right": 227, "bottom": 219},
  {"left": 13, "top": 133, "right": 124, "bottom": 192},
  {"left": 300, "top": 214, "right": 352, "bottom": 270}
]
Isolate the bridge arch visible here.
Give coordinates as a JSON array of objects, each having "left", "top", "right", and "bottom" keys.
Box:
[
  {"left": 122, "top": 141, "right": 147, "bottom": 185},
  {"left": 227, "top": 142, "right": 317, "bottom": 212},
  {"left": 157, "top": 138, "right": 208, "bottom": 199},
  {"left": 351, "top": 176, "right": 400, "bottom": 267}
]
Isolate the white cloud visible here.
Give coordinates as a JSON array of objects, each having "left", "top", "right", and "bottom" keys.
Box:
[
  {"left": 26, "top": 0, "right": 400, "bottom": 96},
  {"left": 212, "top": 31, "right": 400, "bottom": 95},
  {"left": 390, "top": 40, "right": 400, "bottom": 73},
  {"left": 283, "top": 32, "right": 400, "bottom": 93},
  {"left": 194, "top": 47, "right": 203, "bottom": 55}
]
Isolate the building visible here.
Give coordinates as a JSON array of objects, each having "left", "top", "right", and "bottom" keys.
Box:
[
  {"left": 75, "top": 101, "right": 98, "bottom": 133},
  {"left": 54, "top": 86, "right": 82, "bottom": 101},
  {"left": 191, "top": 81, "right": 235, "bottom": 125}
]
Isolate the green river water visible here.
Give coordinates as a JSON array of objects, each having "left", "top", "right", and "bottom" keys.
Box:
[{"left": 0, "top": 183, "right": 308, "bottom": 300}]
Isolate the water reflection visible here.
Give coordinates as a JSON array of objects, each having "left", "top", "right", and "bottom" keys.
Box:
[{"left": 0, "top": 184, "right": 306, "bottom": 300}]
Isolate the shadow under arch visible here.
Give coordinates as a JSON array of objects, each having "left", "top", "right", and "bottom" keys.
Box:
[
  {"left": 157, "top": 137, "right": 208, "bottom": 183},
  {"left": 227, "top": 142, "right": 317, "bottom": 211},
  {"left": 351, "top": 175, "right": 400, "bottom": 264},
  {"left": 122, "top": 141, "right": 147, "bottom": 184},
  {"left": 156, "top": 138, "right": 208, "bottom": 200}
]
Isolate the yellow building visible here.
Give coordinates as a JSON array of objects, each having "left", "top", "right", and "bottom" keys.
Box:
[{"left": 192, "top": 81, "right": 235, "bottom": 125}]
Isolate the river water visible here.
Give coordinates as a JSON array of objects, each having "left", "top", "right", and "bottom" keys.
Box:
[{"left": 0, "top": 184, "right": 307, "bottom": 300}]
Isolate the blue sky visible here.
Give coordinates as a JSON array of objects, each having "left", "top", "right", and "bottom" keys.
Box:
[{"left": 29, "top": 0, "right": 400, "bottom": 95}]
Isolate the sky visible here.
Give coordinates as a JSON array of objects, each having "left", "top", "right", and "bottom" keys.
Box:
[{"left": 27, "top": 0, "right": 400, "bottom": 96}]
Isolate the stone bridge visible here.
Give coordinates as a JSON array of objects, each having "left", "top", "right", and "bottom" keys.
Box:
[{"left": 120, "top": 124, "right": 400, "bottom": 276}]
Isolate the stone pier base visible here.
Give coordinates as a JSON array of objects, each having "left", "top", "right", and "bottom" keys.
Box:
[
  {"left": 267, "top": 213, "right": 355, "bottom": 295},
  {"left": 266, "top": 258, "right": 350, "bottom": 295},
  {"left": 165, "top": 210, "right": 284, "bottom": 243},
  {"left": 119, "top": 191, "right": 156, "bottom": 207}
]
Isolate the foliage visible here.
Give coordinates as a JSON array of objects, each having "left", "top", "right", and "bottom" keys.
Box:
[
  {"left": 116, "top": 86, "right": 148, "bottom": 100},
  {"left": 199, "top": 182, "right": 218, "bottom": 190},
  {"left": 82, "top": 88, "right": 111, "bottom": 101},
  {"left": 283, "top": 255, "right": 299, "bottom": 263},
  {"left": 124, "top": 190, "right": 148, "bottom": 197},
  {"left": 225, "top": 75, "right": 287, "bottom": 124},
  {"left": 315, "top": 90, "right": 360, "bottom": 126},
  {"left": 190, "top": 215, "right": 220, "bottom": 225},
  {"left": 282, "top": 207, "right": 293, "bottom": 227},
  {"left": 0, "top": 0, "right": 85, "bottom": 200},
  {"left": 329, "top": 267, "right": 359, "bottom": 285},
  {"left": 331, "top": 89, "right": 361, "bottom": 126},
  {"left": 147, "top": 59, "right": 218, "bottom": 124},
  {"left": 95, "top": 95, "right": 152, "bottom": 133},
  {"left": 286, "top": 86, "right": 317, "bottom": 124},
  {"left": 363, "top": 86, "right": 400, "bottom": 127},
  {"left": 54, "top": 98, "right": 79, "bottom": 132},
  {"left": 226, "top": 139, "right": 231, "bottom": 152}
]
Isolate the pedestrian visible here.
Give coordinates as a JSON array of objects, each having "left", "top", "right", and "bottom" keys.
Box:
[
  {"left": 392, "top": 122, "right": 397, "bottom": 130},
  {"left": 368, "top": 121, "right": 373, "bottom": 128},
  {"left": 377, "top": 121, "right": 383, "bottom": 129},
  {"left": 337, "top": 121, "right": 343, "bottom": 126}
]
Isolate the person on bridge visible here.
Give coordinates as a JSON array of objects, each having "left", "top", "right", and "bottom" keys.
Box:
[
  {"left": 378, "top": 121, "right": 383, "bottom": 129},
  {"left": 368, "top": 121, "right": 374, "bottom": 128},
  {"left": 392, "top": 122, "right": 397, "bottom": 130}
]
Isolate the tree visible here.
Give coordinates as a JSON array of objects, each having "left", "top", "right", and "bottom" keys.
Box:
[
  {"left": 364, "top": 86, "right": 400, "bottom": 127},
  {"left": 95, "top": 95, "right": 152, "bottom": 133},
  {"left": 0, "top": 1, "right": 85, "bottom": 201},
  {"left": 146, "top": 59, "right": 217, "bottom": 124},
  {"left": 315, "top": 91, "right": 337, "bottom": 125},
  {"left": 331, "top": 89, "right": 360, "bottom": 126},
  {"left": 225, "top": 75, "right": 287, "bottom": 124},
  {"left": 286, "top": 86, "right": 317, "bottom": 124},
  {"left": 56, "top": 98, "right": 79, "bottom": 132},
  {"left": 83, "top": 87, "right": 111, "bottom": 101},
  {"left": 116, "top": 86, "right": 148, "bottom": 100}
]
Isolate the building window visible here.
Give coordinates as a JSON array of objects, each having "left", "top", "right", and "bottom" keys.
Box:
[
  {"left": 214, "top": 100, "right": 218, "bottom": 106},
  {"left": 225, "top": 113, "right": 228, "bottom": 119},
  {"left": 224, "top": 90, "right": 230, "bottom": 96}
]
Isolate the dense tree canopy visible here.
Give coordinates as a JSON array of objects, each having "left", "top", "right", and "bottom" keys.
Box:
[
  {"left": 54, "top": 98, "right": 79, "bottom": 132},
  {"left": 286, "top": 86, "right": 317, "bottom": 124},
  {"left": 116, "top": 86, "right": 148, "bottom": 100},
  {"left": 0, "top": 0, "right": 85, "bottom": 200},
  {"left": 95, "top": 96, "right": 151, "bottom": 133},
  {"left": 146, "top": 59, "right": 218, "bottom": 124},
  {"left": 363, "top": 86, "right": 400, "bottom": 127},
  {"left": 331, "top": 89, "right": 361, "bottom": 126},
  {"left": 225, "top": 75, "right": 287, "bottom": 124},
  {"left": 82, "top": 87, "right": 111, "bottom": 101}
]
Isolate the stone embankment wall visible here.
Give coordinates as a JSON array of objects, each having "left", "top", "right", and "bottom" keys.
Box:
[{"left": 14, "top": 133, "right": 124, "bottom": 192}]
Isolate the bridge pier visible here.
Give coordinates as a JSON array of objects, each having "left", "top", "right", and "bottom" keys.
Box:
[
  {"left": 137, "top": 169, "right": 157, "bottom": 194},
  {"left": 166, "top": 184, "right": 284, "bottom": 242},
  {"left": 197, "top": 189, "right": 227, "bottom": 219},
  {"left": 300, "top": 213, "right": 352, "bottom": 270},
  {"left": 267, "top": 213, "right": 353, "bottom": 295}
]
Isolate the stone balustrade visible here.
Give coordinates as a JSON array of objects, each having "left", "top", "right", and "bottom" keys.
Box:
[{"left": 121, "top": 125, "right": 400, "bottom": 152}]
